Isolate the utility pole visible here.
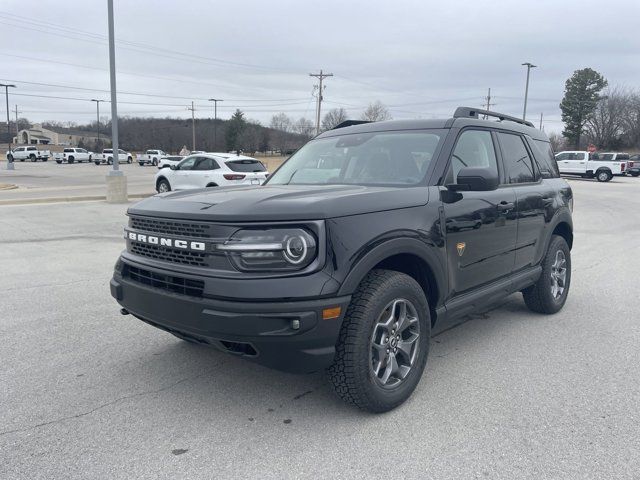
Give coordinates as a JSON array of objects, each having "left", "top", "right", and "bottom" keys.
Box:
[
  {"left": 539, "top": 112, "right": 544, "bottom": 130},
  {"left": 309, "top": 70, "right": 333, "bottom": 135},
  {"left": 105, "top": 0, "right": 127, "bottom": 202},
  {"left": 91, "top": 99, "right": 103, "bottom": 146},
  {"left": 1, "top": 83, "right": 16, "bottom": 170},
  {"left": 208, "top": 98, "right": 223, "bottom": 151},
  {"left": 14, "top": 105, "right": 21, "bottom": 139},
  {"left": 522, "top": 62, "right": 537, "bottom": 121},
  {"left": 482, "top": 88, "right": 496, "bottom": 119},
  {"left": 187, "top": 101, "right": 196, "bottom": 151}
]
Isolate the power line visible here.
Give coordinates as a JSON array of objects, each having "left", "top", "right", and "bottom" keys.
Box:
[{"left": 310, "top": 70, "right": 333, "bottom": 135}]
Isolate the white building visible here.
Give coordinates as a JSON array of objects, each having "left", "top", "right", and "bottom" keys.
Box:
[{"left": 13, "top": 124, "right": 99, "bottom": 146}]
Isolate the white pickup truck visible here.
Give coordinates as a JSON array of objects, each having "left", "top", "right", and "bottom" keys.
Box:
[
  {"left": 136, "top": 149, "right": 167, "bottom": 167},
  {"left": 93, "top": 148, "right": 133, "bottom": 165},
  {"left": 555, "top": 150, "right": 627, "bottom": 182},
  {"left": 54, "top": 147, "right": 93, "bottom": 164},
  {"left": 6, "top": 146, "right": 51, "bottom": 162}
]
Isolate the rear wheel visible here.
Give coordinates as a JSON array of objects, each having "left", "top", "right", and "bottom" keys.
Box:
[
  {"left": 127, "top": 156, "right": 133, "bottom": 164},
  {"left": 152, "top": 158, "right": 158, "bottom": 166},
  {"left": 522, "top": 235, "right": 571, "bottom": 314},
  {"left": 157, "top": 178, "right": 171, "bottom": 193},
  {"left": 596, "top": 170, "right": 612, "bottom": 182},
  {"left": 30, "top": 154, "right": 36, "bottom": 162},
  {"left": 328, "top": 269, "right": 430, "bottom": 413},
  {"left": 107, "top": 157, "right": 113, "bottom": 165},
  {"left": 68, "top": 156, "right": 75, "bottom": 164}
]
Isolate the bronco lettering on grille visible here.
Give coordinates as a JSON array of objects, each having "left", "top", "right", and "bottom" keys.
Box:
[{"left": 126, "top": 231, "right": 206, "bottom": 251}]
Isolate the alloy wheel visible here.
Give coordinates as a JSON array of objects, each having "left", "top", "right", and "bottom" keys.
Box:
[{"left": 550, "top": 250, "right": 567, "bottom": 299}]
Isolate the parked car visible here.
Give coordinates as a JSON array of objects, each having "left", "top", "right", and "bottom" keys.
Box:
[
  {"left": 112, "top": 106, "right": 573, "bottom": 412},
  {"left": 157, "top": 155, "right": 184, "bottom": 169},
  {"left": 6, "top": 146, "right": 51, "bottom": 162},
  {"left": 627, "top": 154, "right": 640, "bottom": 177},
  {"left": 154, "top": 154, "right": 268, "bottom": 193},
  {"left": 94, "top": 148, "right": 133, "bottom": 165},
  {"left": 137, "top": 149, "right": 167, "bottom": 167},
  {"left": 54, "top": 147, "right": 93, "bottom": 164},
  {"left": 593, "top": 152, "right": 630, "bottom": 175},
  {"left": 555, "top": 150, "right": 626, "bottom": 182}
]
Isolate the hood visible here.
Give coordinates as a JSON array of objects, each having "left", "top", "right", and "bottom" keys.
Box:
[{"left": 128, "top": 184, "right": 430, "bottom": 222}]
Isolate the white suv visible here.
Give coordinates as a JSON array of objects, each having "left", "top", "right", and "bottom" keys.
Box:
[{"left": 155, "top": 153, "right": 268, "bottom": 193}]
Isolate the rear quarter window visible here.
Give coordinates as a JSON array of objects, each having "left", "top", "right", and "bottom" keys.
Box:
[{"left": 530, "top": 139, "right": 560, "bottom": 178}]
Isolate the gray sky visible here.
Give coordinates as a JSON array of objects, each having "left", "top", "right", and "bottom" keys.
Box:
[{"left": 2, "top": 0, "right": 639, "bottom": 132}]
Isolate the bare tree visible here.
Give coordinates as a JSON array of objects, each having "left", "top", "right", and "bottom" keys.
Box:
[
  {"left": 585, "top": 87, "right": 629, "bottom": 149},
  {"left": 361, "top": 101, "right": 392, "bottom": 122},
  {"left": 547, "top": 132, "right": 567, "bottom": 152},
  {"left": 270, "top": 113, "right": 293, "bottom": 153},
  {"left": 322, "top": 108, "right": 348, "bottom": 130},
  {"left": 294, "top": 117, "right": 315, "bottom": 138}
]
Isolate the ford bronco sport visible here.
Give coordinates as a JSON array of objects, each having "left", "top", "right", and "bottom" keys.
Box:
[{"left": 111, "top": 107, "right": 573, "bottom": 412}]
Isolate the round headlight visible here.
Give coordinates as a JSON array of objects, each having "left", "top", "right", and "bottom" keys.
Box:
[{"left": 283, "top": 235, "right": 308, "bottom": 264}]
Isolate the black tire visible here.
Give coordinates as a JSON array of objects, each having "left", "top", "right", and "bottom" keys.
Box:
[
  {"left": 30, "top": 154, "right": 37, "bottom": 162},
  {"left": 127, "top": 156, "right": 133, "bottom": 164},
  {"left": 206, "top": 183, "right": 218, "bottom": 188},
  {"left": 20, "top": 158, "right": 24, "bottom": 162},
  {"left": 107, "top": 157, "right": 113, "bottom": 165},
  {"left": 631, "top": 172, "right": 639, "bottom": 177},
  {"left": 327, "top": 269, "right": 430, "bottom": 413},
  {"left": 68, "top": 156, "right": 75, "bottom": 164},
  {"left": 138, "top": 162, "right": 145, "bottom": 167},
  {"left": 56, "top": 160, "right": 62, "bottom": 164},
  {"left": 7, "top": 154, "right": 13, "bottom": 162},
  {"left": 42, "top": 158, "right": 48, "bottom": 162},
  {"left": 152, "top": 158, "right": 158, "bottom": 166},
  {"left": 596, "top": 170, "right": 612, "bottom": 182},
  {"left": 94, "top": 160, "right": 100, "bottom": 165},
  {"left": 157, "top": 178, "right": 171, "bottom": 193},
  {"left": 522, "top": 235, "right": 571, "bottom": 314}
]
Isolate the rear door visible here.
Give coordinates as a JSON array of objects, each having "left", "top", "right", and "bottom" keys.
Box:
[
  {"left": 187, "top": 157, "right": 220, "bottom": 188},
  {"left": 496, "top": 132, "right": 547, "bottom": 271},
  {"left": 442, "top": 129, "right": 518, "bottom": 296}
]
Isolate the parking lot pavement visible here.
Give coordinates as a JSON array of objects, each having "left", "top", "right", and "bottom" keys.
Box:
[
  {"left": 1, "top": 177, "right": 639, "bottom": 479},
  {"left": 0, "top": 161, "right": 156, "bottom": 203}
]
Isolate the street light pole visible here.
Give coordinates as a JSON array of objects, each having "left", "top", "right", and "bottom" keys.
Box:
[
  {"left": 208, "top": 98, "right": 223, "bottom": 151},
  {"left": 521, "top": 62, "right": 537, "bottom": 121},
  {"left": 1, "top": 83, "right": 16, "bottom": 171},
  {"left": 105, "top": 0, "right": 127, "bottom": 202},
  {"left": 91, "top": 99, "right": 103, "bottom": 147}
]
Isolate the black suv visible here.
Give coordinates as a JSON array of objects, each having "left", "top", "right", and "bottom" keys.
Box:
[{"left": 111, "top": 107, "right": 573, "bottom": 412}]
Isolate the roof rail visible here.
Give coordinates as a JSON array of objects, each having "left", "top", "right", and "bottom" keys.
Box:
[
  {"left": 453, "top": 107, "right": 535, "bottom": 128},
  {"left": 332, "top": 120, "right": 371, "bottom": 130}
]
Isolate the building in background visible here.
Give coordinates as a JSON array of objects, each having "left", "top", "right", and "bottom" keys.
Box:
[{"left": 13, "top": 124, "right": 99, "bottom": 146}]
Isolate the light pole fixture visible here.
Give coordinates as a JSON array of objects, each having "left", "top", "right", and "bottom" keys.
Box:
[
  {"left": 91, "top": 99, "right": 104, "bottom": 146},
  {"left": 208, "top": 98, "right": 223, "bottom": 150},
  {"left": 522, "top": 62, "right": 537, "bottom": 121},
  {"left": 1, "top": 83, "right": 16, "bottom": 170}
]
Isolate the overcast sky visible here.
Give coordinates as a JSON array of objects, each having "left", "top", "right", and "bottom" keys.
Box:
[{"left": 2, "top": 0, "right": 639, "bottom": 132}]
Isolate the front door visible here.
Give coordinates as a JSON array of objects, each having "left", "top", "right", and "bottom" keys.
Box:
[
  {"left": 172, "top": 156, "right": 198, "bottom": 189},
  {"left": 442, "top": 129, "right": 518, "bottom": 296}
]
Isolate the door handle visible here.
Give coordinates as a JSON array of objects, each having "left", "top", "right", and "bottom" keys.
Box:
[{"left": 497, "top": 201, "right": 514, "bottom": 212}]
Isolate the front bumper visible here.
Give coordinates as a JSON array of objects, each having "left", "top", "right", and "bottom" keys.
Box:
[{"left": 111, "top": 263, "right": 351, "bottom": 373}]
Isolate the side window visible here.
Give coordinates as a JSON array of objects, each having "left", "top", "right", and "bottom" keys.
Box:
[
  {"left": 446, "top": 130, "right": 498, "bottom": 184},
  {"left": 555, "top": 153, "right": 569, "bottom": 161},
  {"left": 193, "top": 158, "right": 219, "bottom": 170},
  {"left": 178, "top": 156, "right": 197, "bottom": 170},
  {"left": 529, "top": 139, "right": 560, "bottom": 178},
  {"left": 498, "top": 132, "right": 536, "bottom": 184}
]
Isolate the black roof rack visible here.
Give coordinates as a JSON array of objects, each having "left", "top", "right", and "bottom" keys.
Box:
[
  {"left": 453, "top": 107, "right": 535, "bottom": 128},
  {"left": 332, "top": 120, "right": 371, "bottom": 130}
]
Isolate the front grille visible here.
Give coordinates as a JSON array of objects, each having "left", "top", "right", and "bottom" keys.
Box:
[
  {"left": 123, "top": 265, "right": 204, "bottom": 297},
  {"left": 129, "top": 216, "right": 210, "bottom": 238},
  {"left": 130, "top": 242, "right": 207, "bottom": 267}
]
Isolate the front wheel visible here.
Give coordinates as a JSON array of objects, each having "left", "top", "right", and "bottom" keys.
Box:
[
  {"left": 522, "top": 235, "right": 571, "bottom": 314},
  {"left": 157, "top": 179, "right": 171, "bottom": 193},
  {"left": 327, "top": 269, "right": 430, "bottom": 413},
  {"left": 596, "top": 170, "right": 612, "bottom": 182},
  {"left": 152, "top": 158, "right": 158, "bottom": 166},
  {"left": 30, "top": 155, "right": 37, "bottom": 162},
  {"left": 127, "top": 156, "right": 133, "bottom": 164}
]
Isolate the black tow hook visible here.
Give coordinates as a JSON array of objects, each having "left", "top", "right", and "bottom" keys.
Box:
[{"left": 120, "top": 308, "right": 130, "bottom": 316}]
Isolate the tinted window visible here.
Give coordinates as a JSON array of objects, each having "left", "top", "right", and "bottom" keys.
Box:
[
  {"left": 64, "top": 148, "right": 74, "bottom": 153},
  {"left": 267, "top": 130, "right": 444, "bottom": 186},
  {"left": 226, "top": 159, "right": 267, "bottom": 173},
  {"left": 599, "top": 153, "right": 614, "bottom": 161},
  {"left": 530, "top": 139, "right": 560, "bottom": 178},
  {"left": 447, "top": 130, "right": 498, "bottom": 184},
  {"left": 27, "top": 147, "right": 36, "bottom": 151},
  {"left": 617, "top": 154, "right": 630, "bottom": 160},
  {"left": 194, "top": 157, "right": 219, "bottom": 170},
  {"left": 498, "top": 132, "right": 536, "bottom": 184}
]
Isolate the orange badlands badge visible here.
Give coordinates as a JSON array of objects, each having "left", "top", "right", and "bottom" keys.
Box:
[{"left": 456, "top": 242, "right": 466, "bottom": 256}]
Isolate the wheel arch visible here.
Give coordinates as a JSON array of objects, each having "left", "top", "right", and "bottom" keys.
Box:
[
  {"left": 205, "top": 182, "right": 219, "bottom": 187},
  {"left": 337, "top": 239, "right": 446, "bottom": 326},
  {"left": 156, "top": 176, "right": 170, "bottom": 189}
]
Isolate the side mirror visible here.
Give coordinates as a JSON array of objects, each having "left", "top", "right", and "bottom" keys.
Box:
[
  {"left": 170, "top": 164, "right": 178, "bottom": 170},
  {"left": 448, "top": 167, "right": 499, "bottom": 192}
]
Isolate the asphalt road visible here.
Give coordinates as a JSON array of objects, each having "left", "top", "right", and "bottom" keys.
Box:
[{"left": 1, "top": 176, "right": 639, "bottom": 479}]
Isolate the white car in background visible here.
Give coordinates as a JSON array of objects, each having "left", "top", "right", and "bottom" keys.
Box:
[
  {"left": 54, "top": 147, "right": 93, "bottom": 164},
  {"left": 155, "top": 153, "right": 269, "bottom": 193},
  {"left": 157, "top": 155, "right": 185, "bottom": 169}
]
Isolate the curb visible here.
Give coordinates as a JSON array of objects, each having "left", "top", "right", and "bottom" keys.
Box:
[
  {"left": 0, "top": 184, "right": 18, "bottom": 190},
  {"left": 0, "top": 192, "right": 154, "bottom": 206}
]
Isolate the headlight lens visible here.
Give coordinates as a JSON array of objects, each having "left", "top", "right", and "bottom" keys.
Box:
[{"left": 218, "top": 228, "right": 317, "bottom": 272}]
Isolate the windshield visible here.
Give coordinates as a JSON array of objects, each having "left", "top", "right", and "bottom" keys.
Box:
[{"left": 267, "top": 130, "right": 445, "bottom": 186}]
